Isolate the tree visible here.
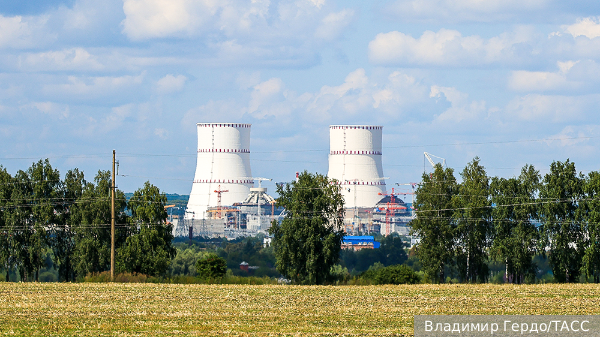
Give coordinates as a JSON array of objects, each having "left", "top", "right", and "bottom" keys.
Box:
[
  {"left": 0, "top": 166, "right": 13, "bottom": 281},
  {"left": 410, "top": 163, "right": 457, "bottom": 283},
  {"left": 539, "top": 160, "right": 584, "bottom": 283},
  {"left": 581, "top": 171, "right": 600, "bottom": 283},
  {"left": 196, "top": 253, "right": 227, "bottom": 280},
  {"left": 490, "top": 165, "right": 540, "bottom": 284},
  {"left": 72, "top": 170, "right": 128, "bottom": 278},
  {"left": 28, "top": 159, "right": 61, "bottom": 281},
  {"left": 268, "top": 171, "right": 345, "bottom": 285},
  {"left": 116, "top": 181, "right": 175, "bottom": 277},
  {"left": 51, "top": 168, "right": 85, "bottom": 282},
  {"left": 453, "top": 157, "right": 492, "bottom": 283}
]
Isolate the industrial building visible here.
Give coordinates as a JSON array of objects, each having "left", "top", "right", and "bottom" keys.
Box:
[
  {"left": 173, "top": 122, "right": 414, "bottom": 239},
  {"left": 174, "top": 123, "right": 284, "bottom": 239}
]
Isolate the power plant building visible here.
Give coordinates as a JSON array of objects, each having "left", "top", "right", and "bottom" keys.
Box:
[
  {"left": 185, "top": 123, "right": 254, "bottom": 220},
  {"left": 327, "top": 125, "right": 386, "bottom": 208}
]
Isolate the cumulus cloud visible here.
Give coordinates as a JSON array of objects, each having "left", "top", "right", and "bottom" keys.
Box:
[
  {"left": 120, "top": 0, "right": 355, "bottom": 64},
  {"left": 314, "top": 9, "right": 355, "bottom": 41},
  {"left": 504, "top": 94, "right": 598, "bottom": 122},
  {"left": 368, "top": 28, "right": 535, "bottom": 67},
  {"left": 17, "top": 48, "right": 104, "bottom": 71},
  {"left": 248, "top": 78, "right": 284, "bottom": 118},
  {"left": 564, "top": 17, "right": 600, "bottom": 39},
  {"left": 121, "top": 0, "right": 219, "bottom": 40},
  {"left": 430, "top": 86, "right": 486, "bottom": 123},
  {"left": 155, "top": 74, "right": 187, "bottom": 94},
  {"left": 41, "top": 73, "right": 145, "bottom": 102},
  {"left": 508, "top": 60, "right": 600, "bottom": 92},
  {"left": 0, "top": 14, "right": 54, "bottom": 49},
  {"left": 20, "top": 101, "right": 70, "bottom": 119}
]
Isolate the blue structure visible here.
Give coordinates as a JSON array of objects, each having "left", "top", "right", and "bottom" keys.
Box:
[{"left": 342, "top": 235, "right": 380, "bottom": 249}]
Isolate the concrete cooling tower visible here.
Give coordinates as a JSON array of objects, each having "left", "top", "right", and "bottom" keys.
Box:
[
  {"left": 186, "top": 123, "right": 253, "bottom": 219},
  {"left": 328, "top": 125, "right": 386, "bottom": 208}
]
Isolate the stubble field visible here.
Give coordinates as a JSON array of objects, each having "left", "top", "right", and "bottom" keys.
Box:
[{"left": 1, "top": 283, "right": 599, "bottom": 336}]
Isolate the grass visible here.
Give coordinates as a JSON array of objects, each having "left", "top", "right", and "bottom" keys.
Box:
[{"left": 1, "top": 283, "right": 600, "bottom": 336}]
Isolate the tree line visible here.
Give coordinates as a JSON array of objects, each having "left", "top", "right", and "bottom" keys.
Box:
[
  {"left": 411, "top": 158, "right": 600, "bottom": 284},
  {"left": 0, "top": 159, "right": 175, "bottom": 282}
]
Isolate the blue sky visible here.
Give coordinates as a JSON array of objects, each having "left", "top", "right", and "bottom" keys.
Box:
[{"left": 1, "top": 0, "right": 600, "bottom": 197}]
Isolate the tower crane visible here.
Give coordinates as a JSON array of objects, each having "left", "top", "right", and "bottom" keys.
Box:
[
  {"left": 424, "top": 152, "right": 446, "bottom": 173},
  {"left": 213, "top": 185, "right": 229, "bottom": 219}
]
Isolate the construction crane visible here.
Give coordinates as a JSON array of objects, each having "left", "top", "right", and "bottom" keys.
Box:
[
  {"left": 396, "top": 183, "right": 418, "bottom": 218},
  {"left": 253, "top": 177, "right": 272, "bottom": 230},
  {"left": 424, "top": 152, "right": 446, "bottom": 173},
  {"left": 213, "top": 185, "right": 229, "bottom": 219}
]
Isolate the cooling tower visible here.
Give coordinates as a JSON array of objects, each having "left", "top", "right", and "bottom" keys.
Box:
[
  {"left": 328, "top": 125, "right": 386, "bottom": 208},
  {"left": 186, "top": 123, "right": 253, "bottom": 219}
]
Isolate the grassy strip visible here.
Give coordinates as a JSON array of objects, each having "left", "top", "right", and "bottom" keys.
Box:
[{"left": 1, "top": 283, "right": 600, "bottom": 336}]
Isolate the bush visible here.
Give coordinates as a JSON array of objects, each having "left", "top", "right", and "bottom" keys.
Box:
[
  {"left": 361, "top": 264, "right": 420, "bottom": 285},
  {"left": 375, "top": 265, "right": 420, "bottom": 285},
  {"left": 196, "top": 253, "right": 227, "bottom": 280},
  {"left": 39, "top": 271, "right": 58, "bottom": 282},
  {"left": 83, "top": 271, "right": 162, "bottom": 283},
  {"left": 330, "top": 264, "right": 350, "bottom": 284}
]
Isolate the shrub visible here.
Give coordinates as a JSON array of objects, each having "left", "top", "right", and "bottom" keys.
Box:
[
  {"left": 196, "top": 253, "right": 227, "bottom": 280},
  {"left": 365, "top": 265, "right": 420, "bottom": 285}
]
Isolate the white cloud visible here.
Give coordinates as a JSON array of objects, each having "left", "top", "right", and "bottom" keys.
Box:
[
  {"left": 507, "top": 60, "right": 600, "bottom": 92},
  {"left": 368, "top": 28, "right": 535, "bottom": 67},
  {"left": 314, "top": 9, "right": 355, "bottom": 41},
  {"left": 504, "top": 94, "right": 597, "bottom": 122},
  {"left": 42, "top": 73, "right": 145, "bottom": 99},
  {"left": 17, "top": 48, "right": 104, "bottom": 71},
  {"left": 120, "top": 0, "right": 355, "bottom": 64},
  {"left": 430, "top": 86, "right": 486, "bottom": 123},
  {"left": 155, "top": 74, "right": 187, "bottom": 94},
  {"left": 564, "top": 17, "right": 600, "bottom": 39},
  {"left": 248, "top": 78, "right": 284, "bottom": 118},
  {"left": 236, "top": 72, "right": 261, "bottom": 90},
  {"left": 0, "top": 15, "right": 53, "bottom": 49},
  {"left": 20, "top": 101, "right": 70, "bottom": 120},
  {"left": 121, "top": 0, "right": 219, "bottom": 40}
]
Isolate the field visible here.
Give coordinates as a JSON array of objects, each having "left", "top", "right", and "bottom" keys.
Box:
[{"left": 1, "top": 283, "right": 600, "bottom": 336}]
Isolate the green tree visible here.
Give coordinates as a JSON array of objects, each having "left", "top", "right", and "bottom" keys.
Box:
[
  {"left": 410, "top": 163, "right": 458, "bottom": 283},
  {"left": 269, "top": 171, "right": 345, "bottom": 285},
  {"left": 196, "top": 252, "right": 227, "bottom": 280},
  {"left": 490, "top": 165, "right": 540, "bottom": 284},
  {"left": 539, "top": 160, "right": 585, "bottom": 283},
  {"left": 116, "top": 181, "right": 175, "bottom": 277},
  {"left": 0, "top": 166, "right": 13, "bottom": 281},
  {"left": 9, "top": 169, "right": 35, "bottom": 281},
  {"left": 51, "top": 168, "right": 85, "bottom": 282},
  {"left": 72, "top": 170, "right": 128, "bottom": 278},
  {"left": 28, "top": 159, "right": 61, "bottom": 281},
  {"left": 581, "top": 171, "right": 600, "bottom": 283},
  {"left": 453, "top": 157, "right": 492, "bottom": 283}
]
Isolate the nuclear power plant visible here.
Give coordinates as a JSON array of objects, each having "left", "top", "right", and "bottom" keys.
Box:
[
  {"left": 186, "top": 123, "right": 254, "bottom": 220},
  {"left": 172, "top": 123, "right": 413, "bottom": 239},
  {"left": 327, "top": 125, "right": 386, "bottom": 208}
]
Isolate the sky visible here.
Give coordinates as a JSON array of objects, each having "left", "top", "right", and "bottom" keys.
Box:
[{"left": 1, "top": 0, "right": 600, "bottom": 198}]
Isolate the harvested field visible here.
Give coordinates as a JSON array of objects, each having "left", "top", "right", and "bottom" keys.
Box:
[{"left": 1, "top": 283, "right": 599, "bottom": 336}]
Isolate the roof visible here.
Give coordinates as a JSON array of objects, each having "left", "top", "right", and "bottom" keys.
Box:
[{"left": 343, "top": 236, "right": 381, "bottom": 248}]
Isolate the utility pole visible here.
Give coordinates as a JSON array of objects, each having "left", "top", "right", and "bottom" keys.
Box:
[{"left": 111, "top": 150, "right": 115, "bottom": 282}]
